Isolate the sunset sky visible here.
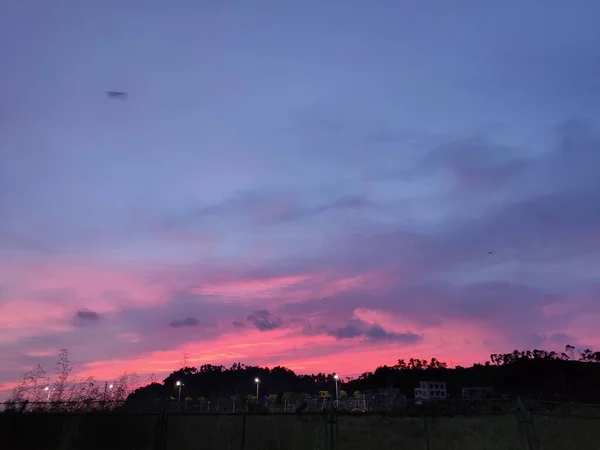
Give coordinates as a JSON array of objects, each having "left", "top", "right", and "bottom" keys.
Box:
[{"left": 2, "top": 1, "right": 600, "bottom": 399}]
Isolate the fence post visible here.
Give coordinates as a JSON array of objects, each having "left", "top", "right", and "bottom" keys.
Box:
[
  {"left": 153, "top": 402, "right": 169, "bottom": 450},
  {"left": 516, "top": 397, "right": 539, "bottom": 450},
  {"left": 324, "top": 408, "right": 338, "bottom": 450},
  {"left": 423, "top": 415, "right": 431, "bottom": 450},
  {"left": 335, "top": 409, "right": 339, "bottom": 450},
  {"left": 329, "top": 408, "right": 338, "bottom": 450},
  {"left": 240, "top": 413, "right": 247, "bottom": 450}
]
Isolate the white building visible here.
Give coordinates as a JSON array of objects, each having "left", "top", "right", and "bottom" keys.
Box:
[{"left": 414, "top": 381, "right": 448, "bottom": 403}]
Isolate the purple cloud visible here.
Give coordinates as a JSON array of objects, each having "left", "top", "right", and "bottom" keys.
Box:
[
  {"left": 247, "top": 310, "right": 285, "bottom": 331},
  {"left": 169, "top": 317, "right": 200, "bottom": 329},
  {"left": 326, "top": 320, "right": 421, "bottom": 344},
  {"left": 75, "top": 310, "right": 100, "bottom": 322}
]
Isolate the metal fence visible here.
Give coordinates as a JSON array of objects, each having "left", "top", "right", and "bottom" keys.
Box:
[
  {"left": 0, "top": 399, "right": 127, "bottom": 413},
  {"left": 2, "top": 400, "right": 600, "bottom": 450}
]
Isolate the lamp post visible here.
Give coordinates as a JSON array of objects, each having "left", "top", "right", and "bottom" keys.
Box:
[
  {"left": 254, "top": 378, "right": 260, "bottom": 401},
  {"left": 333, "top": 374, "right": 339, "bottom": 408},
  {"left": 176, "top": 381, "right": 183, "bottom": 401},
  {"left": 102, "top": 383, "right": 113, "bottom": 410},
  {"left": 176, "top": 381, "right": 183, "bottom": 412},
  {"left": 103, "top": 383, "right": 113, "bottom": 402},
  {"left": 44, "top": 386, "right": 50, "bottom": 401}
]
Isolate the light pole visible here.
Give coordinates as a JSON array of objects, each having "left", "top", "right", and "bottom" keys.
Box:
[
  {"left": 176, "top": 381, "right": 183, "bottom": 412},
  {"left": 254, "top": 378, "right": 260, "bottom": 402},
  {"left": 103, "top": 383, "right": 113, "bottom": 403},
  {"left": 176, "top": 381, "right": 183, "bottom": 401},
  {"left": 44, "top": 386, "right": 50, "bottom": 401},
  {"left": 333, "top": 374, "right": 339, "bottom": 408}
]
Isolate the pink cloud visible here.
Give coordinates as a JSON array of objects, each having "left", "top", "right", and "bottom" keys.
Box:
[
  {"left": 2, "top": 254, "right": 599, "bottom": 402},
  {"left": 193, "top": 274, "right": 314, "bottom": 300},
  {"left": 0, "top": 299, "right": 73, "bottom": 343},
  {"left": 189, "top": 270, "right": 393, "bottom": 308},
  {"left": 282, "top": 272, "right": 394, "bottom": 304},
  {"left": 0, "top": 260, "right": 169, "bottom": 311},
  {"left": 70, "top": 316, "right": 498, "bottom": 384}
]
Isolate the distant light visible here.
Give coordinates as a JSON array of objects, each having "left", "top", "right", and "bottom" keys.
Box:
[
  {"left": 334, "top": 374, "right": 339, "bottom": 380},
  {"left": 44, "top": 387, "right": 49, "bottom": 391},
  {"left": 254, "top": 378, "right": 260, "bottom": 383},
  {"left": 176, "top": 381, "right": 181, "bottom": 386},
  {"left": 108, "top": 384, "right": 113, "bottom": 389}
]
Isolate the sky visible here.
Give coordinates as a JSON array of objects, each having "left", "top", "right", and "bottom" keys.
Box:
[{"left": 1, "top": 0, "right": 600, "bottom": 398}]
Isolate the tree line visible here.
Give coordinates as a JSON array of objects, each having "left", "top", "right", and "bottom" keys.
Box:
[{"left": 5, "top": 344, "right": 600, "bottom": 412}]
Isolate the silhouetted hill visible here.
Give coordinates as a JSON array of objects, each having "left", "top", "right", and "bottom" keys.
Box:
[{"left": 125, "top": 346, "right": 600, "bottom": 407}]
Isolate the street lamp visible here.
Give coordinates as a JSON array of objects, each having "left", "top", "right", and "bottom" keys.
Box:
[
  {"left": 176, "top": 381, "right": 184, "bottom": 412},
  {"left": 176, "top": 381, "right": 183, "bottom": 401},
  {"left": 44, "top": 386, "right": 50, "bottom": 401},
  {"left": 254, "top": 378, "right": 260, "bottom": 400},
  {"left": 333, "top": 374, "right": 339, "bottom": 407},
  {"left": 103, "top": 382, "right": 114, "bottom": 404}
]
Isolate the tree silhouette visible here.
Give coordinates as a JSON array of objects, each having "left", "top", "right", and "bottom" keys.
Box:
[{"left": 8, "top": 344, "right": 600, "bottom": 412}]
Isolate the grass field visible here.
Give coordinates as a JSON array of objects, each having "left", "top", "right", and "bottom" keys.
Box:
[{"left": 2, "top": 412, "right": 600, "bottom": 450}]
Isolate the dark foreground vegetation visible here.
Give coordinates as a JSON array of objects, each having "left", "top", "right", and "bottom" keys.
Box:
[
  {"left": 3, "top": 345, "right": 600, "bottom": 449},
  {"left": 2, "top": 405, "right": 600, "bottom": 450},
  {"left": 4, "top": 344, "right": 600, "bottom": 411}
]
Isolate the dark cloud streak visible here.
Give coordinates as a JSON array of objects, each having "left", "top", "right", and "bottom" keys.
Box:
[
  {"left": 75, "top": 310, "right": 100, "bottom": 322},
  {"left": 325, "top": 319, "right": 421, "bottom": 344},
  {"left": 247, "top": 310, "right": 285, "bottom": 331},
  {"left": 169, "top": 317, "right": 200, "bottom": 329}
]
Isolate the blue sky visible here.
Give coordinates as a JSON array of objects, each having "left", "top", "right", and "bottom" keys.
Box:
[{"left": 1, "top": 0, "right": 600, "bottom": 394}]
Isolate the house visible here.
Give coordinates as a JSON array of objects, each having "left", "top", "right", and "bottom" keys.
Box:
[
  {"left": 414, "top": 381, "right": 448, "bottom": 403},
  {"left": 363, "top": 388, "right": 406, "bottom": 408},
  {"left": 461, "top": 386, "right": 494, "bottom": 399}
]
